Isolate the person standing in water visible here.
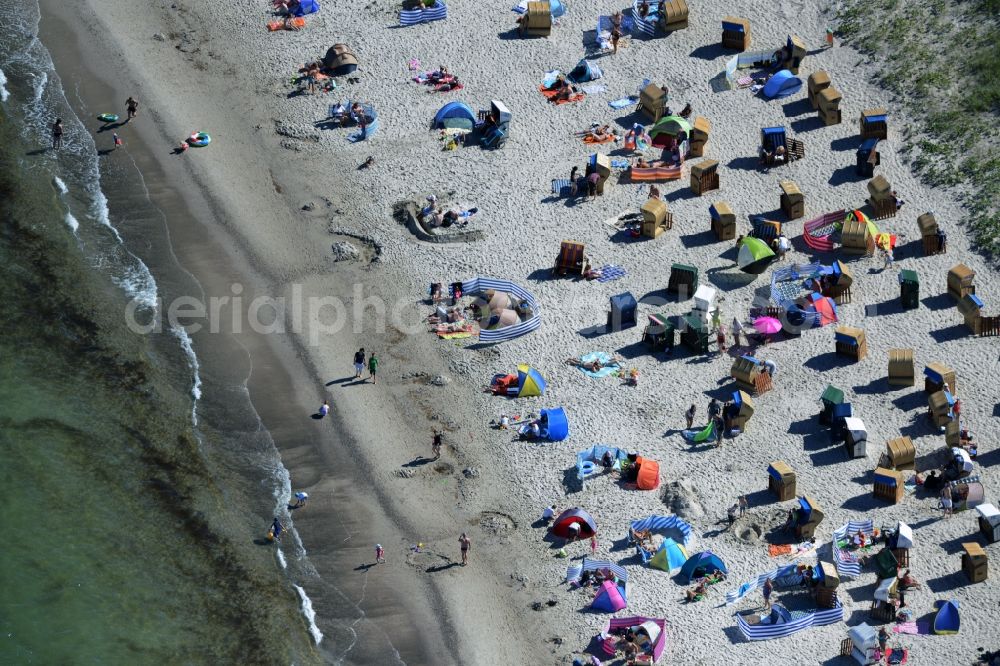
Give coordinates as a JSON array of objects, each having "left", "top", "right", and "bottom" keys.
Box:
[
  {"left": 125, "top": 96, "right": 139, "bottom": 121},
  {"left": 269, "top": 517, "right": 284, "bottom": 542},
  {"left": 51, "top": 118, "right": 64, "bottom": 149},
  {"left": 459, "top": 533, "right": 471, "bottom": 566}
]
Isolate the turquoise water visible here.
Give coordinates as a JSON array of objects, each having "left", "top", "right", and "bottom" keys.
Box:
[{"left": 0, "top": 7, "right": 319, "bottom": 663}]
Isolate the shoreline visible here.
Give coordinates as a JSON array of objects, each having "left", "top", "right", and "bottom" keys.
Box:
[{"left": 37, "top": 2, "right": 470, "bottom": 663}]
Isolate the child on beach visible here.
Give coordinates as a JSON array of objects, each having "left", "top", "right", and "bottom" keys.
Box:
[
  {"left": 113, "top": 133, "right": 122, "bottom": 149},
  {"left": 318, "top": 399, "right": 330, "bottom": 417},
  {"left": 590, "top": 535, "right": 598, "bottom": 556},
  {"left": 368, "top": 352, "right": 379, "bottom": 384},
  {"left": 375, "top": 544, "right": 385, "bottom": 563},
  {"left": 685, "top": 404, "right": 697, "bottom": 429}
]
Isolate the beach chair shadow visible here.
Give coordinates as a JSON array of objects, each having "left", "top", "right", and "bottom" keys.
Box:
[
  {"left": 939, "top": 533, "right": 980, "bottom": 555},
  {"left": 853, "top": 377, "right": 892, "bottom": 395},
  {"left": 929, "top": 324, "right": 966, "bottom": 344},
  {"left": 804, "top": 351, "right": 851, "bottom": 372},
  {"left": 920, "top": 293, "right": 952, "bottom": 311},
  {"left": 665, "top": 188, "right": 698, "bottom": 203},
  {"left": 709, "top": 72, "right": 729, "bottom": 94},
  {"left": 726, "top": 156, "right": 761, "bottom": 172},
  {"left": 925, "top": 570, "right": 968, "bottom": 593},
  {"left": 863, "top": 299, "right": 904, "bottom": 317},
  {"left": 782, "top": 98, "right": 812, "bottom": 118},
  {"left": 810, "top": 446, "right": 846, "bottom": 467},
  {"left": 680, "top": 229, "right": 716, "bottom": 248},
  {"left": 615, "top": 340, "right": 648, "bottom": 359},
  {"left": 830, "top": 136, "right": 856, "bottom": 152},
  {"left": 790, "top": 116, "right": 824, "bottom": 133},
  {"left": 890, "top": 390, "right": 924, "bottom": 412},
  {"left": 829, "top": 164, "right": 865, "bottom": 186},
  {"left": 722, "top": 625, "right": 746, "bottom": 645},
  {"left": 899, "top": 414, "right": 937, "bottom": 440},
  {"left": 689, "top": 43, "right": 727, "bottom": 60},
  {"left": 841, "top": 491, "right": 880, "bottom": 512}
]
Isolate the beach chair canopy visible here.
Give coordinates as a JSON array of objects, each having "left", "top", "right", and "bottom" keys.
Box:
[
  {"left": 737, "top": 237, "right": 777, "bottom": 274},
  {"left": 849, "top": 623, "right": 877, "bottom": 651},
  {"left": 433, "top": 101, "right": 477, "bottom": 130},
  {"left": 515, "top": 365, "right": 546, "bottom": 396},
  {"left": 552, "top": 507, "right": 597, "bottom": 538},
  {"left": 538, "top": 407, "right": 569, "bottom": 441},
  {"left": 874, "top": 548, "right": 898, "bottom": 580},
  {"left": 649, "top": 538, "right": 688, "bottom": 572},
  {"left": 592, "top": 579, "right": 627, "bottom": 612},
  {"left": 292, "top": 0, "right": 320, "bottom": 16},
  {"left": 874, "top": 576, "right": 897, "bottom": 602},
  {"left": 567, "top": 58, "right": 602, "bottom": 83},
  {"left": 610, "top": 292, "right": 638, "bottom": 319},
  {"left": 892, "top": 521, "right": 914, "bottom": 549},
  {"left": 761, "top": 70, "right": 802, "bottom": 99},
  {"left": 933, "top": 599, "right": 960, "bottom": 634},
  {"left": 323, "top": 44, "right": 358, "bottom": 74},
  {"left": 761, "top": 126, "right": 786, "bottom": 149},
  {"left": 679, "top": 550, "right": 727, "bottom": 583}
]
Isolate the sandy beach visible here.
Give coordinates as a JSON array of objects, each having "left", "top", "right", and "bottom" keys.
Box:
[{"left": 32, "top": 0, "right": 1000, "bottom": 663}]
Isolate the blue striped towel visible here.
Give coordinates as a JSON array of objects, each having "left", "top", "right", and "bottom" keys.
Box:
[
  {"left": 596, "top": 265, "right": 626, "bottom": 282},
  {"left": 608, "top": 95, "right": 638, "bottom": 109},
  {"left": 400, "top": 1, "right": 448, "bottom": 26},
  {"left": 610, "top": 158, "right": 630, "bottom": 169},
  {"left": 552, "top": 179, "right": 573, "bottom": 196}
]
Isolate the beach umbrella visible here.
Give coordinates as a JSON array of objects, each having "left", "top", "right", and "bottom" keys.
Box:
[
  {"left": 737, "top": 237, "right": 777, "bottom": 274},
  {"left": 753, "top": 317, "right": 782, "bottom": 335}
]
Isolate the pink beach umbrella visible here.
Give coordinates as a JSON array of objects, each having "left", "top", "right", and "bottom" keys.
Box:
[{"left": 753, "top": 316, "right": 783, "bottom": 335}]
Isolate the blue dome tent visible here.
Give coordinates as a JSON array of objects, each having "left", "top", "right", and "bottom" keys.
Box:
[
  {"left": 567, "top": 58, "right": 602, "bottom": 83},
  {"left": 433, "top": 101, "right": 477, "bottom": 131},
  {"left": 539, "top": 407, "right": 569, "bottom": 441},
  {"left": 761, "top": 70, "right": 802, "bottom": 99},
  {"left": 679, "top": 551, "right": 727, "bottom": 583}
]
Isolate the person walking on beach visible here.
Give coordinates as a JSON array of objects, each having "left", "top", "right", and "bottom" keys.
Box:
[
  {"left": 713, "top": 415, "right": 724, "bottom": 447},
  {"left": 611, "top": 25, "right": 622, "bottom": 54},
  {"left": 825, "top": 27, "right": 834, "bottom": 48},
  {"left": 731, "top": 318, "right": 744, "bottom": 348},
  {"left": 353, "top": 348, "right": 366, "bottom": 379},
  {"left": 459, "top": 533, "right": 471, "bottom": 566},
  {"left": 368, "top": 352, "right": 379, "bottom": 384},
  {"left": 685, "top": 403, "right": 697, "bottom": 430},
  {"left": 51, "top": 118, "right": 64, "bottom": 149},
  {"left": 318, "top": 399, "right": 330, "bottom": 418},
  {"left": 762, "top": 577, "right": 774, "bottom": 610},
  {"left": 432, "top": 429, "right": 443, "bottom": 460},
  {"left": 293, "top": 491, "right": 309, "bottom": 508},
  {"left": 375, "top": 543, "right": 385, "bottom": 564},
  {"left": 738, "top": 495, "right": 748, "bottom": 517},
  {"left": 125, "top": 96, "right": 139, "bottom": 121},
  {"left": 941, "top": 485, "right": 953, "bottom": 517},
  {"left": 590, "top": 534, "right": 598, "bottom": 556},
  {"left": 716, "top": 327, "right": 727, "bottom": 352},
  {"left": 269, "top": 517, "right": 284, "bottom": 542},
  {"left": 708, "top": 397, "right": 721, "bottom": 421}
]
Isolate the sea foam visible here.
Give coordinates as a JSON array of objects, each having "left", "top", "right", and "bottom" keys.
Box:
[{"left": 294, "top": 585, "right": 324, "bottom": 645}]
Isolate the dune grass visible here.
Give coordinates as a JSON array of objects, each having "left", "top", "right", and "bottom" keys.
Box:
[{"left": 837, "top": 0, "right": 1000, "bottom": 257}]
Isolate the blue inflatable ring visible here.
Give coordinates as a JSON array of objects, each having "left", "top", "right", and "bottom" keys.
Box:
[
  {"left": 580, "top": 461, "right": 597, "bottom": 476},
  {"left": 98, "top": 113, "right": 119, "bottom": 123},
  {"left": 188, "top": 132, "right": 211, "bottom": 147}
]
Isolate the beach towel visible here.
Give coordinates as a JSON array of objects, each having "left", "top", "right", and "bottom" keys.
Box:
[
  {"left": 582, "top": 134, "right": 615, "bottom": 144},
  {"left": 542, "top": 71, "right": 561, "bottom": 88},
  {"left": 268, "top": 17, "right": 305, "bottom": 31},
  {"left": 610, "top": 158, "right": 630, "bottom": 169},
  {"left": 595, "top": 265, "right": 626, "bottom": 283},
  {"left": 575, "top": 352, "right": 621, "bottom": 378},
  {"left": 434, "top": 83, "right": 463, "bottom": 92},
  {"left": 408, "top": 58, "right": 421, "bottom": 70},
  {"left": 438, "top": 331, "right": 472, "bottom": 339},
  {"left": 552, "top": 179, "right": 574, "bottom": 197},
  {"left": 768, "top": 544, "right": 793, "bottom": 557},
  {"left": 608, "top": 95, "right": 638, "bottom": 109},
  {"left": 683, "top": 421, "right": 715, "bottom": 442},
  {"left": 582, "top": 84, "right": 606, "bottom": 95},
  {"left": 893, "top": 622, "right": 920, "bottom": 635}
]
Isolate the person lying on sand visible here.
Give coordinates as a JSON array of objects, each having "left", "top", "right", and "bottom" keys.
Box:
[
  {"left": 898, "top": 569, "right": 921, "bottom": 590},
  {"left": 565, "top": 355, "right": 624, "bottom": 371},
  {"left": 685, "top": 581, "right": 707, "bottom": 602},
  {"left": 629, "top": 527, "right": 652, "bottom": 544},
  {"left": 581, "top": 124, "right": 614, "bottom": 141}
]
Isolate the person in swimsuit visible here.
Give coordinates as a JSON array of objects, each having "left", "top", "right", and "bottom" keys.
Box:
[
  {"left": 51, "top": 118, "right": 64, "bottom": 149},
  {"left": 432, "top": 429, "right": 443, "bottom": 460},
  {"left": 459, "top": 533, "right": 471, "bottom": 565},
  {"left": 125, "top": 96, "right": 139, "bottom": 120}
]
